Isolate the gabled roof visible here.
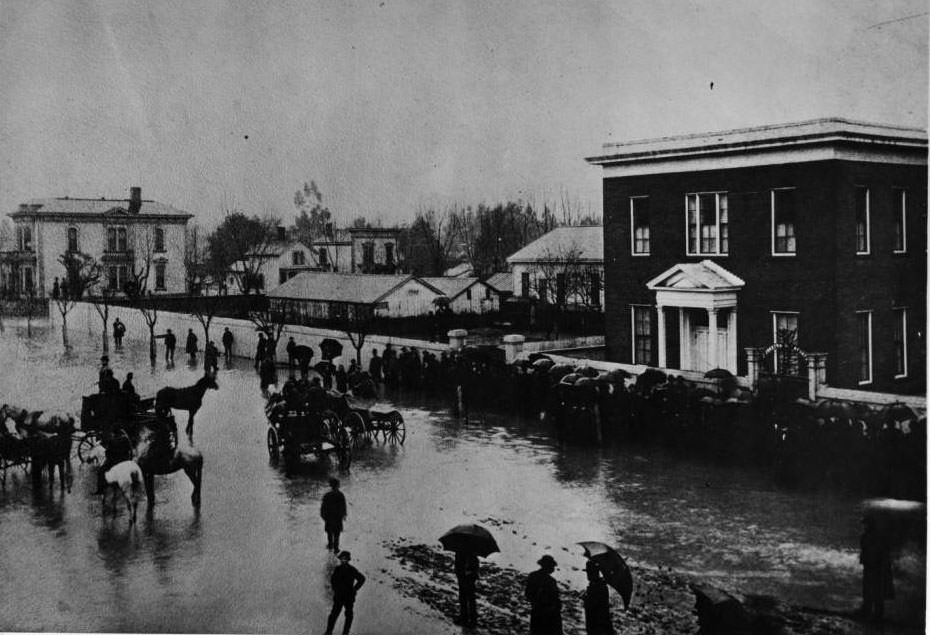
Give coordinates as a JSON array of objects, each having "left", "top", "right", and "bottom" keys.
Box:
[
  {"left": 246, "top": 240, "right": 311, "bottom": 258},
  {"left": 443, "top": 262, "right": 474, "bottom": 277},
  {"left": 268, "top": 272, "right": 441, "bottom": 304},
  {"left": 506, "top": 226, "right": 603, "bottom": 264},
  {"left": 646, "top": 260, "right": 745, "bottom": 291},
  {"left": 12, "top": 197, "right": 192, "bottom": 219},
  {"left": 420, "top": 276, "right": 489, "bottom": 300},
  {"left": 485, "top": 272, "right": 513, "bottom": 293}
]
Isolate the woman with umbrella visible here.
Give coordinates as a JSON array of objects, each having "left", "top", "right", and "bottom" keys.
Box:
[
  {"left": 440, "top": 524, "right": 499, "bottom": 629},
  {"left": 583, "top": 560, "right": 615, "bottom": 634}
]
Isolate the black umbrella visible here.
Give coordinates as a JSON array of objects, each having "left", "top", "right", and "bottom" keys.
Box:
[
  {"left": 439, "top": 524, "right": 500, "bottom": 558},
  {"left": 314, "top": 360, "right": 334, "bottom": 374},
  {"left": 532, "top": 358, "right": 555, "bottom": 370},
  {"left": 528, "top": 353, "right": 552, "bottom": 363},
  {"left": 882, "top": 402, "right": 920, "bottom": 423},
  {"left": 578, "top": 541, "right": 633, "bottom": 608},
  {"left": 703, "top": 368, "right": 734, "bottom": 380},
  {"left": 319, "top": 338, "right": 343, "bottom": 360}
]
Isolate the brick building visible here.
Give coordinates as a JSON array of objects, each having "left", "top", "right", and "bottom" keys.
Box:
[{"left": 586, "top": 118, "right": 926, "bottom": 394}]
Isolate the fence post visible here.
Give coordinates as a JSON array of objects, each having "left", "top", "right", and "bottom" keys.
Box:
[
  {"left": 744, "top": 347, "right": 761, "bottom": 391},
  {"left": 502, "top": 334, "right": 525, "bottom": 364},
  {"left": 807, "top": 352, "right": 828, "bottom": 401},
  {"left": 448, "top": 329, "right": 468, "bottom": 352}
]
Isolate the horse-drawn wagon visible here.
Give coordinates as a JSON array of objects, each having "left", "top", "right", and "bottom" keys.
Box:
[
  {"left": 78, "top": 392, "right": 158, "bottom": 462},
  {"left": 265, "top": 395, "right": 353, "bottom": 473}
]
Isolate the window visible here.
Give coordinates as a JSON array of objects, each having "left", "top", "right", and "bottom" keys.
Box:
[
  {"left": 590, "top": 272, "right": 601, "bottom": 306},
  {"left": 22, "top": 266, "right": 34, "bottom": 292},
  {"left": 155, "top": 263, "right": 166, "bottom": 290},
  {"left": 319, "top": 248, "right": 328, "bottom": 267},
  {"left": 154, "top": 227, "right": 165, "bottom": 252},
  {"left": 107, "top": 227, "right": 127, "bottom": 252},
  {"left": 771, "top": 189, "right": 796, "bottom": 255},
  {"left": 107, "top": 265, "right": 128, "bottom": 291},
  {"left": 630, "top": 196, "right": 650, "bottom": 255},
  {"left": 632, "top": 306, "right": 653, "bottom": 365},
  {"left": 893, "top": 308, "right": 907, "bottom": 378},
  {"left": 686, "top": 193, "right": 728, "bottom": 255},
  {"left": 771, "top": 312, "right": 799, "bottom": 374},
  {"left": 17, "top": 225, "right": 32, "bottom": 251},
  {"left": 385, "top": 243, "right": 394, "bottom": 266},
  {"left": 521, "top": 272, "right": 530, "bottom": 298},
  {"left": 362, "top": 242, "right": 375, "bottom": 266},
  {"left": 555, "top": 273, "right": 566, "bottom": 305},
  {"left": 857, "top": 311, "right": 872, "bottom": 384},
  {"left": 466, "top": 288, "right": 472, "bottom": 301},
  {"left": 279, "top": 270, "right": 287, "bottom": 284},
  {"left": 893, "top": 189, "right": 907, "bottom": 253},
  {"left": 485, "top": 286, "right": 491, "bottom": 300},
  {"left": 67, "top": 227, "right": 78, "bottom": 252},
  {"left": 292, "top": 250, "right": 305, "bottom": 266},
  {"left": 855, "top": 187, "right": 870, "bottom": 254},
  {"left": 538, "top": 279, "right": 548, "bottom": 303}
]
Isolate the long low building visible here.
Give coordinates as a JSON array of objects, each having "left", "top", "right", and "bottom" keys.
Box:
[{"left": 267, "top": 272, "right": 444, "bottom": 320}]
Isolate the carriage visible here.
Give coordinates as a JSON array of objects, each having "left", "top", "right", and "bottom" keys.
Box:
[
  {"left": 265, "top": 396, "right": 353, "bottom": 473},
  {"left": 0, "top": 433, "right": 31, "bottom": 483},
  {"left": 78, "top": 392, "right": 169, "bottom": 462},
  {"left": 336, "top": 397, "right": 406, "bottom": 447}
]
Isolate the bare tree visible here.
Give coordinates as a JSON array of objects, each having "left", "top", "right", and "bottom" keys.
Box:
[
  {"left": 188, "top": 294, "right": 221, "bottom": 345},
  {"left": 407, "top": 205, "right": 459, "bottom": 276},
  {"left": 89, "top": 287, "right": 115, "bottom": 353},
  {"left": 248, "top": 302, "right": 287, "bottom": 361},
  {"left": 125, "top": 230, "right": 159, "bottom": 361},
  {"left": 184, "top": 224, "right": 212, "bottom": 294},
  {"left": 530, "top": 244, "right": 602, "bottom": 310},
  {"left": 54, "top": 251, "right": 102, "bottom": 347}
]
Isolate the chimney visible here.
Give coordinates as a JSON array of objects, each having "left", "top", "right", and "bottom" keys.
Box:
[
  {"left": 276, "top": 226, "right": 286, "bottom": 242},
  {"left": 128, "top": 186, "right": 142, "bottom": 214}
]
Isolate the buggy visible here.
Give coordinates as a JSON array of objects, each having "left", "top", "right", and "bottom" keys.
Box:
[{"left": 265, "top": 395, "right": 352, "bottom": 473}]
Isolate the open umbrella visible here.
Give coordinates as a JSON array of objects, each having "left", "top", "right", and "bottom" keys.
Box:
[
  {"left": 433, "top": 295, "right": 451, "bottom": 307},
  {"left": 547, "top": 364, "right": 577, "bottom": 383},
  {"left": 532, "top": 358, "right": 555, "bottom": 370},
  {"left": 314, "top": 360, "right": 334, "bottom": 374},
  {"left": 881, "top": 402, "right": 920, "bottom": 424},
  {"left": 815, "top": 399, "right": 859, "bottom": 421},
  {"left": 578, "top": 541, "right": 633, "bottom": 608},
  {"left": 439, "top": 524, "right": 499, "bottom": 558},
  {"left": 320, "top": 338, "right": 343, "bottom": 360},
  {"left": 636, "top": 368, "right": 667, "bottom": 392},
  {"left": 703, "top": 368, "right": 734, "bottom": 380},
  {"left": 528, "top": 353, "right": 552, "bottom": 363},
  {"left": 605, "top": 368, "right": 632, "bottom": 384}
]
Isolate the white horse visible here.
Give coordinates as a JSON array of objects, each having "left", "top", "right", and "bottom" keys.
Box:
[{"left": 102, "top": 460, "right": 145, "bottom": 523}]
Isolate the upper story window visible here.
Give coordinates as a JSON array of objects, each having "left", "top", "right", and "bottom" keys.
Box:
[
  {"left": 292, "top": 250, "right": 305, "bottom": 266},
  {"left": 107, "top": 227, "right": 128, "bottom": 252},
  {"left": 67, "top": 227, "right": 78, "bottom": 252},
  {"left": 630, "top": 196, "right": 650, "bottom": 255},
  {"left": 362, "top": 242, "right": 375, "bottom": 266},
  {"left": 154, "top": 227, "right": 165, "bottom": 252},
  {"left": 686, "top": 192, "right": 728, "bottom": 256},
  {"left": 893, "top": 189, "right": 907, "bottom": 253},
  {"left": 385, "top": 242, "right": 395, "bottom": 266},
  {"left": 855, "top": 187, "right": 870, "bottom": 254},
  {"left": 17, "top": 225, "right": 32, "bottom": 251},
  {"left": 771, "top": 189, "right": 796, "bottom": 255},
  {"left": 318, "top": 248, "right": 328, "bottom": 267}
]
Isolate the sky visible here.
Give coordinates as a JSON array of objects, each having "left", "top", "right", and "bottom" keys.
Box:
[{"left": 0, "top": 0, "right": 926, "bottom": 230}]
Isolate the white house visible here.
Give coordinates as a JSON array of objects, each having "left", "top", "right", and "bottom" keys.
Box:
[
  {"left": 0, "top": 186, "right": 192, "bottom": 297},
  {"left": 506, "top": 226, "right": 604, "bottom": 310},
  {"left": 420, "top": 276, "right": 501, "bottom": 313},
  {"left": 227, "top": 239, "right": 318, "bottom": 292},
  {"left": 267, "top": 272, "right": 443, "bottom": 318}
]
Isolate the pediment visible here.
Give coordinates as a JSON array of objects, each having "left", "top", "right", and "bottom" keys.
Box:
[
  {"left": 104, "top": 206, "right": 129, "bottom": 215},
  {"left": 646, "top": 259, "right": 745, "bottom": 291}
]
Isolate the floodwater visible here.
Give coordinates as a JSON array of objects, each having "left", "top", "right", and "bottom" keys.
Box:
[{"left": 0, "top": 321, "right": 922, "bottom": 633}]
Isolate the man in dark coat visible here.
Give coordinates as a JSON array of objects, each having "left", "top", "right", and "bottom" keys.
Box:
[
  {"left": 255, "top": 333, "right": 266, "bottom": 369},
  {"left": 525, "top": 555, "right": 563, "bottom": 635},
  {"left": 582, "top": 561, "right": 614, "bottom": 634},
  {"left": 860, "top": 516, "right": 893, "bottom": 622},
  {"left": 454, "top": 550, "right": 480, "bottom": 627},
  {"left": 286, "top": 337, "right": 297, "bottom": 368},
  {"left": 112, "top": 318, "right": 125, "bottom": 349},
  {"left": 186, "top": 329, "right": 198, "bottom": 361},
  {"left": 368, "top": 349, "right": 383, "bottom": 383},
  {"left": 164, "top": 329, "right": 176, "bottom": 363},
  {"left": 320, "top": 477, "right": 348, "bottom": 553},
  {"left": 204, "top": 341, "right": 220, "bottom": 373},
  {"left": 324, "top": 550, "right": 365, "bottom": 635},
  {"left": 221, "top": 327, "right": 234, "bottom": 362}
]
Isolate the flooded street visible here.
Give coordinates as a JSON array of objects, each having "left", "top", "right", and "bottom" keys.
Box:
[{"left": 0, "top": 322, "right": 920, "bottom": 633}]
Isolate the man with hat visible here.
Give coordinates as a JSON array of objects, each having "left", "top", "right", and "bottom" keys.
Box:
[
  {"left": 525, "top": 554, "right": 563, "bottom": 634},
  {"left": 324, "top": 550, "right": 366, "bottom": 635},
  {"left": 320, "top": 477, "right": 348, "bottom": 553}
]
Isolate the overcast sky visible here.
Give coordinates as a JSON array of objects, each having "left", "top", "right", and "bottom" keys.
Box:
[{"left": 0, "top": 1, "right": 926, "bottom": 229}]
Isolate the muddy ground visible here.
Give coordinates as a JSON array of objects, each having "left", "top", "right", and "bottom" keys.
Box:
[{"left": 383, "top": 539, "right": 914, "bottom": 635}]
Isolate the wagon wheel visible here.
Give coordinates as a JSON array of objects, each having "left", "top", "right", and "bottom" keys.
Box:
[
  {"left": 345, "top": 411, "right": 370, "bottom": 448},
  {"left": 267, "top": 426, "right": 280, "bottom": 462},
  {"left": 77, "top": 432, "right": 103, "bottom": 464},
  {"left": 385, "top": 411, "right": 406, "bottom": 445},
  {"left": 335, "top": 425, "right": 352, "bottom": 470}
]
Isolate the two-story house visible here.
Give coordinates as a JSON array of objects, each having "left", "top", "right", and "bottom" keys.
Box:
[
  {"left": 586, "top": 118, "right": 926, "bottom": 394},
  {"left": 348, "top": 227, "right": 402, "bottom": 273},
  {"left": 1, "top": 186, "right": 192, "bottom": 297}
]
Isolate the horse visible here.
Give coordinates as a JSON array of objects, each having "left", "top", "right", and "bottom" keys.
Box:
[
  {"left": 18, "top": 424, "right": 74, "bottom": 491},
  {"left": 130, "top": 416, "right": 204, "bottom": 508},
  {"left": 102, "top": 460, "right": 144, "bottom": 523},
  {"left": 154, "top": 372, "right": 219, "bottom": 441},
  {"left": 0, "top": 404, "right": 75, "bottom": 435}
]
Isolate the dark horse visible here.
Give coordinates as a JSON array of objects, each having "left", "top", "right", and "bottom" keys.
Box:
[
  {"left": 17, "top": 418, "right": 74, "bottom": 491},
  {"left": 129, "top": 416, "right": 203, "bottom": 508},
  {"left": 154, "top": 372, "right": 218, "bottom": 442}
]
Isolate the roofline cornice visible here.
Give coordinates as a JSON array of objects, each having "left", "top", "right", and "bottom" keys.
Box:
[{"left": 9, "top": 211, "right": 193, "bottom": 222}]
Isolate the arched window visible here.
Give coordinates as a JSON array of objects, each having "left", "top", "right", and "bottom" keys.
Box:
[{"left": 67, "top": 227, "right": 78, "bottom": 252}]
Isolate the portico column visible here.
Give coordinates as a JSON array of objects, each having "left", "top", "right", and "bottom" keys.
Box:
[
  {"left": 708, "top": 308, "right": 718, "bottom": 369},
  {"left": 728, "top": 308, "right": 738, "bottom": 373},
  {"left": 656, "top": 304, "right": 667, "bottom": 369},
  {"left": 679, "top": 307, "right": 690, "bottom": 370}
]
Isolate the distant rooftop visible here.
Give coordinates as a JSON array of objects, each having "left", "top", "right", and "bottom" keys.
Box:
[
  {"left": 506, "top": 226, "right": 603, "bottom": 264},
  {"left": 586, "top": 118, "right": 928, "bottom": 166},
  {"left": 420, "top": 276, "right": 482, "bottom": 299},
  {"left": 12, "top": 196, "right": 192, "bottom": 219},
  {"left": 268, "top": 272, "right": 434, "bottom": 304}
]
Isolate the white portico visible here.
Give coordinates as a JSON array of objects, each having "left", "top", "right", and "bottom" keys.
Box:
[{"left": 646, "top": 260, "right": 745, "bottom": 373}]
